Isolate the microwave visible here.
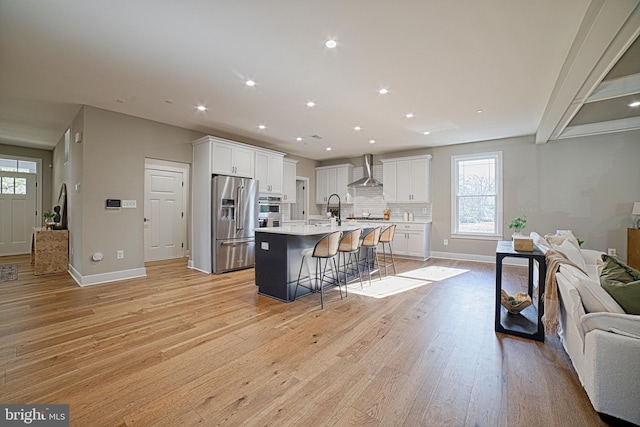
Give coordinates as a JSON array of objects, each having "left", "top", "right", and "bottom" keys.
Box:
[{"left": 258, "top": 195, "right": 282, "bottom": 215}]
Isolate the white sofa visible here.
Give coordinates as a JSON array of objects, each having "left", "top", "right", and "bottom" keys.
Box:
[{"left": 531, "top": 232, "right": 640, "bottom": 425}]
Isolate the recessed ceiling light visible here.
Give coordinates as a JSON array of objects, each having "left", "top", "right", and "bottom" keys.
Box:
[
  {"left": 476, "top": 109, "right": 484, "bottom": 113},
  {"left": 423, "top": 131, "right": 431, "bottom": 135},
  {"left": 629, "top": 101, "right": 640, "bottom": 107},
  {"left": 164, "top": 100, "right": 173, "bottom": 105},
  {"left": 116, "top": 99, "right": 125, "bottom": 103},
  {"left": 196, "top": 105, "right": 207, "bottom": 111},
  {"left": 326, "top": 147, "right": 332, "bottom": 151},
  {"left": 369, "top": 139, "right": 376, "bottom": 144},
  {"left": 296, "top": 137, "right": 303, "bottom": 142},
  {"left": 306, "top": 101, "right": 316, "bottom": 107},
  {"left": 245, "top": 79, "right": 256, "bottom": 87},
  {"left": 406, "top": 113, "right": 414, "bottom": 118},
  {"left": 258, "top": 124, "right": 266, "bottom": 130},
  {"left": 325, "top": 39, "right": 337, "bottom": 49},
  {"left": 378, "top": 88, "right": 388, "bottom": 95},
  {"left": 354, "top": 126, "right": 361, "bottom": 131}
]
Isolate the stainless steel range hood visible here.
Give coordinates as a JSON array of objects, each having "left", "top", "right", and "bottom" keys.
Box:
[{"left": 347, "top": 154, "right": 382, "bottom": 187}]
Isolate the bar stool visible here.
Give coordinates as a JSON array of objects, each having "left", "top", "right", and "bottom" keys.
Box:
[
  {"left": 360, "top": 227, "right": 382, "bottom": 286},
  {"left": 337, "top": 228, "right": 364, "bottom": 293},
  {"left": 293, "top": 230, "right": 343, "bottom": 309},
  {"left": 378, "top": 224, "right": 397, "bottom": 276}
]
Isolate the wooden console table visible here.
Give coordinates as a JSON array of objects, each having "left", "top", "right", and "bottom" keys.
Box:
[
  {"left": 628, "top": 228, "right": 640, "bottom": 270},
  {"left": 495, "top": 241, "right": 547, "bottom": 342},
  {"left": 31, "top": 227, "right": 69, "bottom": 275}
]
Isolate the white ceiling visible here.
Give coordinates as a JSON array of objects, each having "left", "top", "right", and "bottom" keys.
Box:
[{"left": 1, "top": 1, "right": 638, "bottom": 160}]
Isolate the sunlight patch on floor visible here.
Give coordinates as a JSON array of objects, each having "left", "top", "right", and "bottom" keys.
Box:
[
  {"left": 398, "top": 265, "right": 468, "bottom": 282},
  {"left": 346, "top": 276, "right": 431, "bottom": 298}
]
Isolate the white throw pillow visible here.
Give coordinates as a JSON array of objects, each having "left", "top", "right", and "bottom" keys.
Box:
[
  {"left": 552, "top": 239, "right": 587, "bottom": 271},
  {"left": 546, "top": 231, "right": 580, "bottom": 249},
  {"left": 561, "top": 265, "right": 625, "bottom": 314},
  {"left": 530, "top": 232, "right": 551, "bottom": 252}
]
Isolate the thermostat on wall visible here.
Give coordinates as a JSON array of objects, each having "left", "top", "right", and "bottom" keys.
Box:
[{"left": 106, "top": 199, "right": 121, "bottom": 209}]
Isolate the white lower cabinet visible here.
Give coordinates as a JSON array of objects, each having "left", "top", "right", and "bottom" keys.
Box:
[{"left": 390, "top": 223, "right": 430, "bottom": 261}]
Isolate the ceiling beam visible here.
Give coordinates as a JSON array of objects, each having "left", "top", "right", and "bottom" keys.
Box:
[
  {"left": 558, "top": 116, "right": 640, "bottom": 139},
  {"left": 585, "top": 72, "right": 640, "bottom": 103},
  {"left": 535, "top": 0, "right": 640, "bottom": 144}
]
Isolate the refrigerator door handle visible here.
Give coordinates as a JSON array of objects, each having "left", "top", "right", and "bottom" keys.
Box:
[
  {"left": 220, "top": 239, "right": 254, "bottom": 246},
  {"left": 236, "top": 185, "right": 244, "bottom": 231}
]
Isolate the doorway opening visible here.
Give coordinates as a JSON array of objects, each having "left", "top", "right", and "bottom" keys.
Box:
[{"left": 290, "top": 177, "right": 309, "bottom": 222}]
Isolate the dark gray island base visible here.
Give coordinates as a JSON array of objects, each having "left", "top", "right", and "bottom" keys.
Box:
[{"left": 255, "top": 225, "right": 370, "bottom": 302}]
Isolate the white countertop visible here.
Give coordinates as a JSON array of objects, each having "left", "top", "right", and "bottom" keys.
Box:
[
  {"left": 309, "top": 218, "right": 432, "bottom": 225},
  {"left": 256, "top": 224, "right": 363, "bottom": 236}
]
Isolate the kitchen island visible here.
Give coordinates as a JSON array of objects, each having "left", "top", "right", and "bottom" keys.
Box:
[{"left": 255, "top": 224, "right": 367, "bottom": 302}]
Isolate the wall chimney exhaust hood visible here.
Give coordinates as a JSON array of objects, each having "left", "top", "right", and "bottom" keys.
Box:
[{"left": 347, "top": 154, "right": 382, "bottom": 187}]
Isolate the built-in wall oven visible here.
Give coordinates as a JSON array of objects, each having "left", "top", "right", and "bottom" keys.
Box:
[{"left": 258, "top": 195, "right": 282, "bottom": 228}]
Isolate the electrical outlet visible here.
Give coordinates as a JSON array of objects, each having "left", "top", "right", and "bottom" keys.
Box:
[
  {"left": 117, "top": 250, "right": 124, "bottom": 259},
  {"left": 607, "top": 248, "right": 617, "bottom": 256},
  {"left": 444, "top": 239, "right": 449, "bottom": 246},
  {"left": 422, "top": 207, "right": 427, "bottom": 214}
]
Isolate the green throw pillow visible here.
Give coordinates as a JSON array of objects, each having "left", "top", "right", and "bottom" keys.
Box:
[{"left": 599, "top": 254, "right": 640, "bottom": 314}]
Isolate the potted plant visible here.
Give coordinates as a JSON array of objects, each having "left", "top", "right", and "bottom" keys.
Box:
[
  {"left": 508, "top": 216, "right": 527, "bottom": 236},
  {"left": 43, "top": 210, "right": 55, "bottom": 229}
]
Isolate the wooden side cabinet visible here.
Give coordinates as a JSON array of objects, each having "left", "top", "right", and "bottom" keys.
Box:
[
  {"left": 31, "top": 228, "right": 69, "bottom": 275},
  {"left": 628, "top": 228, "right": 640, "bottom": 269}
]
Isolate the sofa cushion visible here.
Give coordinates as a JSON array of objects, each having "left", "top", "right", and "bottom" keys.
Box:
[
  {"left": 599, "top": 255, "right": 640, "bottom": 315},
  {"left": 561, "top": 265, "right": 625, "bottom": 314},
  {"left": 581, "top": 312, "right": 640, "bottom": 339}
]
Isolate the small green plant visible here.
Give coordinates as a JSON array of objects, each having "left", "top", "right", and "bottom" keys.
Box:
[
  {"left": 43, "top": 210, "right": 55, "bottom": 222},
  {"left": 508, "top": 216, "right": 527, "bottom": 233}
]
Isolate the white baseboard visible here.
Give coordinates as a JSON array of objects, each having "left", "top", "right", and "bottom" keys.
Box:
[
  {"left": 188, "top": 263, "right": 211, "bottom": 274},
  {"left": 430, "top": 251, "right": 528, "bottom": 266},
  {"left": 68, "top": 264, "right": 147, "bottom": 286}
]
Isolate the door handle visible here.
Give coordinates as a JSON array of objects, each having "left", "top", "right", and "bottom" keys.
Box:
[{"left": 221, "top": 239, "right": 253, "bottom": 246}]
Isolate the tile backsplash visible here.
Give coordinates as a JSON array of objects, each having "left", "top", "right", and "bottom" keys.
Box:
[
  {"left": 316, "top": 164, "right": 432, "bottom": 221},
  {"left": 349, "top": 186, "right": 432, "bottom": 220}
]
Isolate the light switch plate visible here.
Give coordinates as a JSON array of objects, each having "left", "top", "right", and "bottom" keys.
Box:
[{"left": 122, "top": 200, "right": 137, "bottom": 209}]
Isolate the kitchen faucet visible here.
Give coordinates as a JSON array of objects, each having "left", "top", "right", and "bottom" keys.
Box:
[{"left": 327, "top": 193, "right": 341, "bottom": 226}]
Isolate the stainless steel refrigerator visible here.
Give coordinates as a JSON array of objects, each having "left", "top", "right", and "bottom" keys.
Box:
[{"left": 212, "top": 174, "right": 258, "bottom": 273}]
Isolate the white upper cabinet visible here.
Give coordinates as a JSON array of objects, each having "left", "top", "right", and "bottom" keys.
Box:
[
  {"left": 255, "top": 151, "right": 284, "bottom": 194},
  {"left": 382, "top": 161, "right": 397, "bottom": 202},
  {"left": 282, "top": 159, "right": 297, "bottom": 203},
  {"left": 381, "top": 155, "right": 432, "bottom": 203},
  {"left": 211, "top": 139, "right": 254, "bottom": 178},
  {"left": 315, "top": 164, "right": 354, "bottom": 204}
]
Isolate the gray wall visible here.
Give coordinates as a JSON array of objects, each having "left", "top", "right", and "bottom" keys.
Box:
[
  {"left": 51, "top": 106, "right": 203, "bottom": 278},
  {"left": 430, "top": 131, "right": 640, "bottom": 262},
  {"left": 45, "top": 104, "right": 638, "bottom": 282}
]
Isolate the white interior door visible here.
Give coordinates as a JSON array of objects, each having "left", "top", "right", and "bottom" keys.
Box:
[
  {"left": 0, "top": 172, "right": 37, "bottom": 256},
  {"left": 144, "top": 166, "right": 186, "bottom": 262}
]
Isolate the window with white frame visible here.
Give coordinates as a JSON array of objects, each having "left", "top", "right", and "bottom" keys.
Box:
[{"left": 451, "top": 152, "right": 502, "bottom": 237}]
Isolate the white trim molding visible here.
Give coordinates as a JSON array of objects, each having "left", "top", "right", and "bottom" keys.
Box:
[{"left": 69, "top": 264, "right": 147, "bottom": 287}]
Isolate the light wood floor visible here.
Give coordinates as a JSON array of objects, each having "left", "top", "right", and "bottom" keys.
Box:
[{"left": 0, "top": 254, "right": 609, "bottom": 426}]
